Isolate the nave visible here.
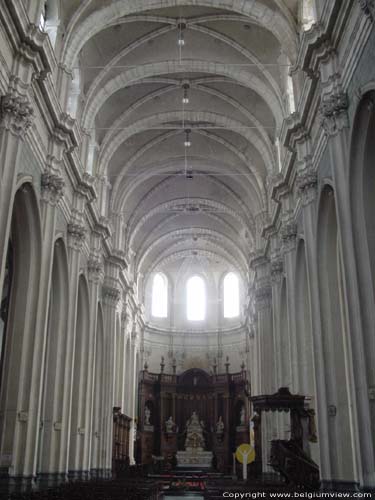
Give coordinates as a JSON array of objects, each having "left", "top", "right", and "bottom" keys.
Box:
[{"left": 1, "top": 0, "right": 375, "bottom": 497}]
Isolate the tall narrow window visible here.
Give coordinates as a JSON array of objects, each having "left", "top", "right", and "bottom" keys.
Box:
[
  {"left": 152, "top": 273, "right": 168, "bottom": 318},
  {"left": 223, "top": 272, "right": 239, "bottom": 318},
  {"left": 187, "top": 276, "right": 206, "bottom": 321},
  {"left": 39, "top": 3, "right": 47, "bottom": 30}
]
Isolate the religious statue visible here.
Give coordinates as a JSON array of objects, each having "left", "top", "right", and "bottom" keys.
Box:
[
  {"left": 185, "top": 411, "right": 205, "bottom": 450},
  {"left": 165, "top": 416, "right": 175, "bottom": 433},
  {"left": 144, "top": 405, "right": 151, "bottom": 425},
  {"left": 216, "top": 416, "right": 224, "bottom": 434},
  {"left": 240, "top": 405, "right": 245, "bottom": 425}
]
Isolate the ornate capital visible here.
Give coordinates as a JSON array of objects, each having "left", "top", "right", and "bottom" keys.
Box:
[
  {"left": 270, "top": 258, "right": 284, "bottom": 284},
  {"left": 67, "top": 212, "right": 86, "bottom": 250},
  {"left": 280, "top": 219, "right": 298, "bottom": 253},
  {"left": 320, "top": 91, "right": 349, "bottom": 136},
  {"left": 296, "top": 166, "right": 318, "bottom": 206},
  {"left": 0, "top": 93, "right": 34, "bottom": 135},
  {"left": 254, "top": 282, "right": 272, "bottom": 311},
  {"left": 88, "top": 255, "right": 104, "bottom": 284},
  {"left": 359, "top": 0, "right": 375, "bottom": 20},
  {"left": 103, "top": 285, "right": 121, "bottom": 307},
  {"left": 41, "top": 171, "right": 65, "bottom": 205}
]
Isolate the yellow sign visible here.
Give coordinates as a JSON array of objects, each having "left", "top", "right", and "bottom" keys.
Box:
[{"left": 236, "top": 443, "right": 255, "bottom": 464}]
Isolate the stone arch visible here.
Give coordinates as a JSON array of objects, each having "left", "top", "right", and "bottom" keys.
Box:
[
  {"left": 37, "top": 237, "right": 69, "bottom": 479},
  {"left": 317, "top": 184, "right": 356, "bottom": 483},
  {"left": 349, "top": 90, "right": 375, "bottom": 458},
  {"left": 0, "top": 182, "right": 42, "bottom": 475},
  {"left": 69, "top": 274, "right": 90, "bottom": 476}
]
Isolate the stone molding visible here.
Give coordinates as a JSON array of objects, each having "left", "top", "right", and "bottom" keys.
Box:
[
  {"left": 41, "top": 171, "right": 65, "bottom": 205},
  {"left": 320, "top": 91, "right": 349, "bottom": 136},
  {"left": 0, "top": 93, "right": 34, "bottom": 135}
]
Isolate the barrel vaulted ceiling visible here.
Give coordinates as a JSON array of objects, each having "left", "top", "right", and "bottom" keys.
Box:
[{"left": 58, "top": 0, "right": 300, "bottom": 285}]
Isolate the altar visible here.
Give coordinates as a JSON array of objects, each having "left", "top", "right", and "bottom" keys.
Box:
[{"left": 176, "top": 412, "right": 213, "bottom": 468}]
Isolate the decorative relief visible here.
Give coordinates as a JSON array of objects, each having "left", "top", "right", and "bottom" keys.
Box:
[
  {"left": 296, "top": 166, "right": 318, "bottom": 206},
  {"left": 41, "top": 171, "right": 65, "bottom": 205},
  {"left": 0, "top": 93, "right": 34, "bottom": 135},
  {"left": 320, "top": 91, "right": 349, "bottom": 136}
]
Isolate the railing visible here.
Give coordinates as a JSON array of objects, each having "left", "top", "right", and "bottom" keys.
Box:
[{"left": 269, "top": 439, "right": 320, "bottom": 490}]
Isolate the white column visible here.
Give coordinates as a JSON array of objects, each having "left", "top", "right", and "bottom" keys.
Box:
[{"left": 101, "top": 284, "right": 121, "bottom": 476}]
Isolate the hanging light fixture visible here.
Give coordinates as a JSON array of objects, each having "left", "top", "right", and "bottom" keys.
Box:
[
  {"left": 182, "top": 82, "right": 190, "bottom": 104},
  {"left": 177, "top": 22, "right": 186, "bottom": 46},
  {"left": 184, "top": 128, "right": 191, "bottom": 147}
]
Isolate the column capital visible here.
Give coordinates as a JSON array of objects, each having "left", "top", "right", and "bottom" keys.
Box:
[
  {"left": 102, "top": 285, "right": 121, "bottom": 307},
  {"left": 0, "top": 92, "right": 34, "bottom": 136},
  {"left": 88, "top": 254, "right": 104, "bottom": 284},
  {"left": 358, "top": 0, "right": 375, "bottom": 20},
  {"left": 296, "top": 166, "right": 318, "bottom": 206},
  {"left": 270, "top": 258, "right": 284, "bottom": 284},
  {"left": 67, "top": 210, "right": 86, "bottom": 250},
  {"left": 320, "top": 91, "right": 349, "bottom": 136},
  {"left": 280, "top": 217, "right": 297, "bottom": 253},
  {"left": 254, "top": 280, "right": 272, "bottom": 311},
  {"left": 41, "top": 171, "right": 65, "bottom": 205}
]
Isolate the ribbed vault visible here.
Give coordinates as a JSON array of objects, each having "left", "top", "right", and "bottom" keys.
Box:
[{"left": 57, "top": 0, "right": 300, "bottom": 318}]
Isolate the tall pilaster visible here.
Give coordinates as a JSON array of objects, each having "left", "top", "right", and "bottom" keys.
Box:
[
  {"left": 58, "top": 212, "right": 86, "bottom": 475},
  {"left": 82, "top": 254, "right": 104, "bottom": 476},
  {"left": 101, "top": 283, "right": 121, "bottom": 476}
]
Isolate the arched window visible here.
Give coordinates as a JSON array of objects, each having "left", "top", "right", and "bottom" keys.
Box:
[
  {"left": 301, "top": 0, "right": 317, "bottom": 31},
  {"left": 151, "top": 273, "right": 168, "bottom": 318},
  {"left": 223, "top": 272, "right": 240, "bottom": 318},
  {"left": 187, "top": 276, "right": 206, "bottom": 321},
  {"left": 39, "top": 2, "right": 47, "bottom": 30}
]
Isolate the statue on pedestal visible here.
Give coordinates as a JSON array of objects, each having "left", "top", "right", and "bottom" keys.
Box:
[
  {"left": 216, "top": 416, "right": 224, "bottom": 435},
  {"left": 240, "top": 405, "right": 245, "bottom": 425},
  {"left": 165, "top": 416, "right": 175, "bottom": 433},
  {"left": 144, "top": 405, "right": 151, "bottom": 425},
  {"left": 185, "top": 411, "right": 205, "bottom": 450}
]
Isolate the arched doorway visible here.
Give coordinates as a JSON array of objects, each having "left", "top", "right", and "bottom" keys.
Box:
[
  {"left": 0, "top": 182, "right": 42, "bottom": 475},
  {"left": 350, "top": 91, "right": 375, "bottom": 456},
  {"left": 317, "top": 184, "right": 356, "bottom": 483}
]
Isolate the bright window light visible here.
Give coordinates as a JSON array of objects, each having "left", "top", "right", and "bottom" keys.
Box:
[
  {"left": 187, "top": 276, "right": 206, "bottom": 321},
  {"left": 39, "top": 4, "right": 46, "bottom": 30},
  {"left": 152, "top": 273, "right": 168, "bottom": 318},
  {"left": 224, "top": 272, "right": 240, "bottom": 318}
]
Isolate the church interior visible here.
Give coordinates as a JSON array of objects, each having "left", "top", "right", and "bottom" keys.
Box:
[{"left": 0, "top": 0, "right": 375, "bottom": 498}]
